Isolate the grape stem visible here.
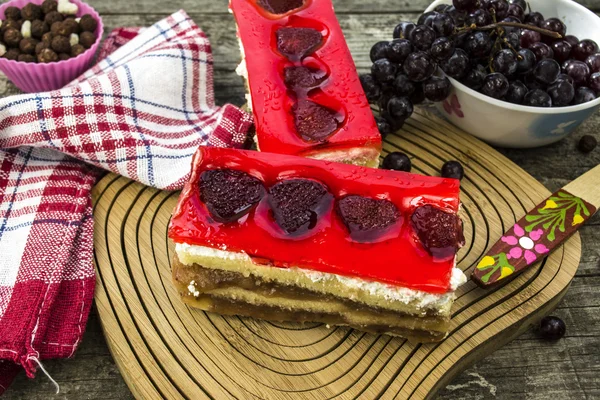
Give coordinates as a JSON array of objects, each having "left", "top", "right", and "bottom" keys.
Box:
[
  {"left": 466, "top": 22, "right": 563, "bottom": 39},
  {"left": 490, "top": 7, "right": 498, "bottom": 24},
  {"left": 502, "top": 37, "right": 521, "bottom": 59}
]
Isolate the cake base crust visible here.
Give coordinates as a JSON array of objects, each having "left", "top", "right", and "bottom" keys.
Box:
[{"left": 181, "top": 293, "right": 446, "bottom": 342}]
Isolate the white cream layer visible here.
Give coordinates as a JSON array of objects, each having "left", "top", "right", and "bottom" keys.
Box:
[{"left": 175, "top": 243, "right": 466, "bottom": 310}]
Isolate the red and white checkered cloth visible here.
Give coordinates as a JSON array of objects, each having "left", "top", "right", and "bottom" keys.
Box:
[{"left": 0, "top": 11, "right": 253, "bottom": 393}]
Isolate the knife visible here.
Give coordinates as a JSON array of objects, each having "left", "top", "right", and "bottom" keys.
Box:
[{"left": 472, "top": 164, "right": 600, "bottom": 287}]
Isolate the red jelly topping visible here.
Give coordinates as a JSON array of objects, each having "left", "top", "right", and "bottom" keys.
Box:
[
  {"left": 169, "top": 148, "right": 462, "bottom": 293},
  {"left": 230, "top": 0, "right": 382, "bottom": 157}
]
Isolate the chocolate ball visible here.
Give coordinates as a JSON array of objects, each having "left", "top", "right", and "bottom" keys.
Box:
[
  {"left": 19, "top": 37, "right": 38, "bottom": 54},
  {"left": 51, "top": 35, "right": 70, "bottom": 53},
  {"left": 1, "top": 19, "right": 22, "bottom": 34},
  {"left": 58, "top": 52, "right": 70, "bottom": 61},
  {"left": 37, "top": 47, "right": 57, "bottom": 63},
  {"left": 4, "top": 7, "right": 21, "bottom": 21},
  {"left": 79, "top": 31, "right": 95, "bottom": 49},
  {"left": 18, "top": 53, "right": 36, "bottom": 63},
  {"left": 22, "top": 3, "right": 43, "bottom": 21},
  {"left": 41, "top": 31, "right": 53, "bottom": 44},
  {"left": 35, "top": 40, "right": 50, "bottom": 54},
  {"left": 62, "top": 18, "right": 80, "bottom": 35},
  {"left": 79, "top": 14, "right": 97, "bottom": 33},
  {"left": 44, "top": 11, "right": 63, "bottom": 26},
  {"left": 71, "top": 43, "right": 85, "bottom": 57},
  {"left": 41, "top": 0, "right": 59, "bottom": 14},
  {"left": 4, "top": 28, "right": 23, "bottom": 47},
  {"left": 51, "top": 21, "right": 71, "bottom": 37},
  {"left": 3, "top": 48, "right": 20, "bottom": 60},
  {"left": 31, "top": 20, "right": 50, "bottom": 39}
]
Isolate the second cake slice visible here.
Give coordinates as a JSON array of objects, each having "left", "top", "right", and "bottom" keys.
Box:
[{"left": 230, "top": 0, "right": 382, "bottom": 167}]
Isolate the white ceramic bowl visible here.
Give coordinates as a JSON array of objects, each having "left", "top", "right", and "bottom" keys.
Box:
[{"left": 425, "top": 0, "right": 600, "bottom": 148}]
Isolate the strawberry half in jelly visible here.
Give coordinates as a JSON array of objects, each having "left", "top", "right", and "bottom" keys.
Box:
[
  {"left": 256, "top": 0, "right": 305, "bottom": 14},
  {"left": 411, "top": 205, "right": 465, "bottom": 260},
  {"left": 337, "top": 195, "right": 401, "bottom": 244},
  {"left": 169, "top": 148, "right": 463, "bottom": 294},
  {"left": 230, "top": 0, "right": 382, "bottom": 160},
  {"left": 276, "top": 27, "right": 324, "bottom": 60},
  {"left": 199, "top": 169, "right": 265, "bottom": 223},
  {"left": 284, "top": 66, "right": 326, "bottom": 90},
  {"left": 292, "top": 100, "right": 340, "bottom": 142},
  {"left": 268, "top": 178, "right": 333, "bottom": 236}
]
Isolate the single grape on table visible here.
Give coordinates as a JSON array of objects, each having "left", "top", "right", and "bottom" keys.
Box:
[
  {"left": 360, "top": 0, "right": 599, "bottom": 137},
  {"left": 578, "top": 135, "right": 598, "bottom": 153},
  {"left": 441, "top": 161, "right": 465, "bottom": 180}
]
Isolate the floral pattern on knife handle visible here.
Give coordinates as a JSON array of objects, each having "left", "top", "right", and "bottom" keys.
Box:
[{"left": 473, "top": 190, "right": 596, "bottom": 287}]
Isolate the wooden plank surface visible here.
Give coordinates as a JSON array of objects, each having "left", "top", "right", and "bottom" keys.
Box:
[{"left": 1, "top": 0, "right": 600, "bottom": 398}]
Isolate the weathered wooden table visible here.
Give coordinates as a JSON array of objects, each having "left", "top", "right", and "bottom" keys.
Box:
[{"left": 2, "top": 0, "right": 599, "bottom": 398}]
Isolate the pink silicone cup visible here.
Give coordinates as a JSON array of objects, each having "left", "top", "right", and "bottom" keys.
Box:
[{"left": 0, "top": 0, "right": 104, "bottom": 93}]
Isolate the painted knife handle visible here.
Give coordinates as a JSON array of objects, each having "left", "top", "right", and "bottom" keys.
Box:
[{"left": 472, "top": 189, "right": 597, "bottom": 287}]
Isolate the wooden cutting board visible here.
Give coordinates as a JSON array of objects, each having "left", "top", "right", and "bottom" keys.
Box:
[{"left": 92, "top": 108, "right": 581, "bottom": 399}]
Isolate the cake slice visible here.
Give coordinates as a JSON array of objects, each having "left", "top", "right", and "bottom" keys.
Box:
[
  {"left": 229, "top": 0, "right": 382, "bottom": 168},
  {"left": 169, "top": 148, "right": 466, "bottom": 342}
]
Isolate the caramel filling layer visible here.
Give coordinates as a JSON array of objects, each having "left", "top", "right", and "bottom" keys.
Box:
[{"left": 174, "top": 259, "right": 444, "bottom": 319}]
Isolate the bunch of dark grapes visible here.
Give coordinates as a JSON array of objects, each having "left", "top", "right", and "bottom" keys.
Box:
[{"left": 361, "top": 0, "right": 600, "bottom": 137}]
